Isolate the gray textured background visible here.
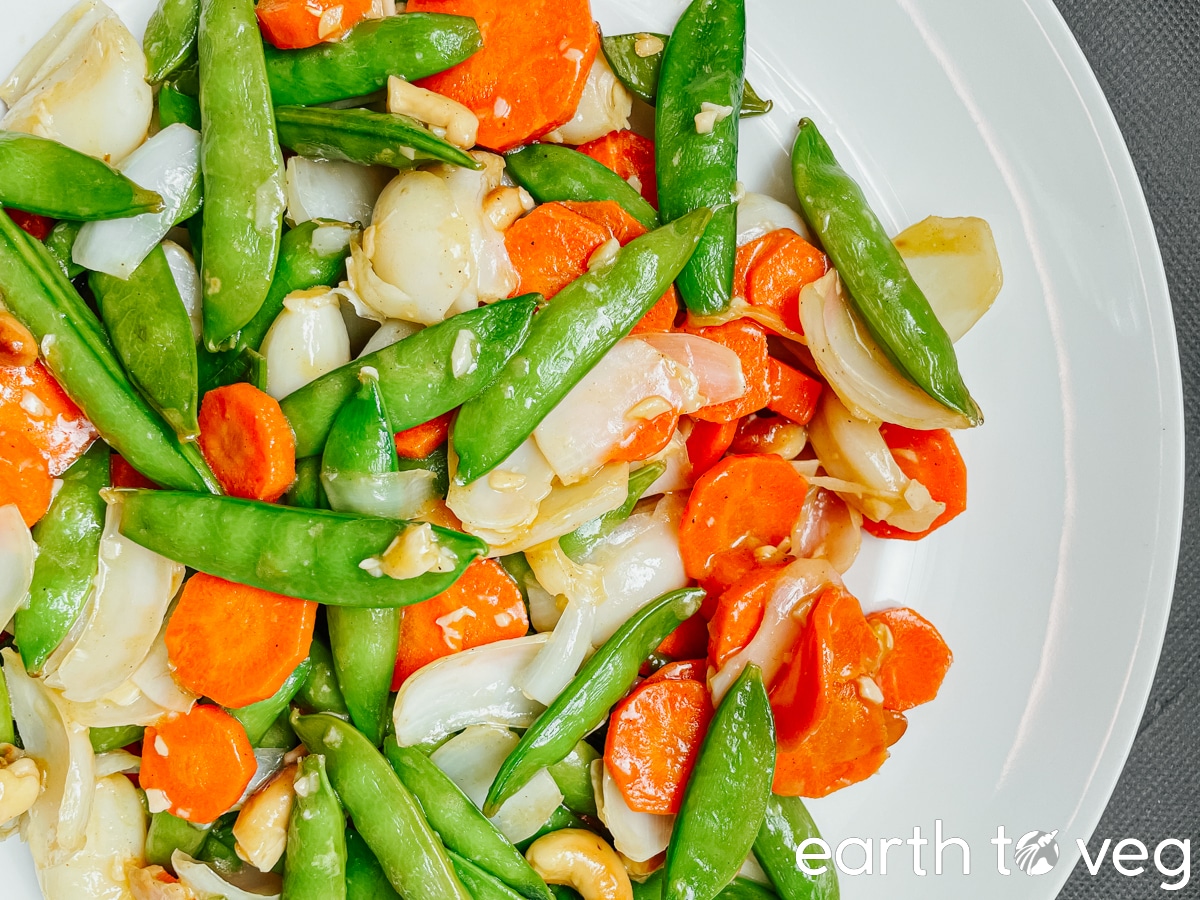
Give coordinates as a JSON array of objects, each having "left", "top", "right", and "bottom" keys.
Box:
[{"left": 1051, "top": 0, "right": 1199, "bottom": 897}]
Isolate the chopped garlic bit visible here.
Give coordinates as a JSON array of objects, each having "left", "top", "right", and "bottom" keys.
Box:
[
  {"left": 293, "top": 771, "right": 320, "bottom": 799},
  {"left": 587, "top": 237, "right": 621, "bottom": 272},
  {"left": 857, "top": 675, "right": 885, "bottom": 705},
  {"left": 366, "top": 523, "right": 458, "bottom": 581},
  {"left": 451, "top": 328, "right": 480, "bottom": 378},
  {"left": 634, "top": 34, "right": 666, "bottom": 57},
  {"left": 563, "top": 47, "right": 585, "bottom": 63},
  {"left": 317, "top": 5, "right": 344, "bottom": 40},
  {"left": 144, "top": 788, "right": 172, "bottom": 815},
  {"left": 694, "top": 102, "right": 734, "bottom": 135},
  {"left": 434, "top": 606, "right": 478, "bottom": 648}
]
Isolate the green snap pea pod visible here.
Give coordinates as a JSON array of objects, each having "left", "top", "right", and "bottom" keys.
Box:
[
  {"left": 159, "top": 81, "right": 202, "bottom": 132},
  {"left": 144, "top": 0, "right": 199, "bottom": 84},
  {"left": 0, "top": 133, "right": 163, "bottom": 221},
  {"left": 292, "top": 711, "right": 470, "bottom": 900},
  {"left": 485, "top": 587, "right": 705, "bottom": 815},
  {"left": 514, "top": 807, "right": 589, "bottom": 853},
  {"left": 655, "top": 0, "right": 745, "bottom": 316},
  {"left": 257, "top": 708, "right": 299, "bottom": 750},
  {"left": 753, "top": 794, "right": 839, "bottom": 900},
  {"left": 324, "top": 372, "right": 403, "bottom": 745},
  {"left": 296, "top": 635, "right": 349, "bottom": 716},
  {"left": 499, "top": 552, "right": 533, "bottom": 604},
  {"left": 450, "top": 850, "right": 530, "bottom": 900},
  {"left": 146, "top": 812, "right": 211, "bottom": 869},
  {"left": 790, "top": 119, "right": 982, "bottom": 424},
  {"left": 454, "top": 210, "right": 709, "bottom": 484},
  {"left": 283, "top": 294, "right": 537, "bottom": 458},
  {"left": 89, "top": 724, "right": 144, "bottom": 754},
  {"left": 92, "top": 245, "right": 200, "bottom": 437},
  {"left": 264, "top": 14, "right": 482, "bottom": 106},
  {"left": 118, "top": 490, "right": 486, "bottom": 607},
  {"left": 276, "top": 106, "right": 480, "bottom": 170},
  {"left": 197, "top": 813, "right": 243, "bottom": 876},
  {"left": 385, "top": 740, "right": 553, "bottom": 900},
  {"left": 227, "top": 656, "right": 313, "bottom": 745},
  {"left": 601, "top": 33, "right": 771, "bottom": 116},
  {"left": 283, "top": 753, "right": 347, "bottom": 900},
  {"left": 560, "top": 461, "right": 666, "bottom": 562},
  {"left": 398, "top": 445, "right": 450, "bottom": 499},
  {"left": 505, "top": 144, "right": 659, "bottom": 231},
  {"left": 198, "top": 0, "right": 285, "bottom": 350},
  {"left": 634, "top": 870, "right": 779, "bottom": 900},
  {"left": 346, "top": 829, "right": 401, "bottom": 900},
  {"left": 549, "top": 887, "right": 583, "bottom": 900},
  {"left": 44, "top": 221, "right": 83, "bottom": 279},
  {"left": 286, "top": 456, "right": 330, "bottom": 511},
  {"left": 0, "top": 666, "right": 13, "bottom": 746},
  {"left": 0, "top": 212, "right": 218, "bottom": 492},
  {"left": 197, "top": 347, "right": 267, "bottom": 396},
  {"left": 546, "top": 741, "right": 601, "bottom": 817},
  {"left": 663, "top": 664, "right": 775, "bottom": 900},
  {"left": 13, "top": 442, "right": 109, "bottom": 674}
]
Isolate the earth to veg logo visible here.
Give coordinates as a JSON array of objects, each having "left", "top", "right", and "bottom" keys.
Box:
[{"left": 1013, "top": 830, "right": 1060, "bottom": 876}]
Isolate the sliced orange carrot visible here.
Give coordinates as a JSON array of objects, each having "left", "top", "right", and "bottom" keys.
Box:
[
  {"left": 685, "top": 418, "right": 737, "bottom": 479},
  {"left": 742, "top": 230, "right": 827, "bottom": 335},
  {"left": 410, "top": 0, "right": 599, "bottom": 151},
  {"left": 197, "top": 383, "right": 296, "bottom": 502},
  {"left": 560, "top": 200, "right": 645, "bottom": 245},
  {"left": 684, "top": 320, "right": 771, "bottom": 423},
  {"left": 391, "top": 558, "right": 528, "bottom": 689},
  {"left": 767, "top": 358, "right": 822, "bottom": 425},
  {"left": 642, "top": 658, "right": 706, "bottom": 686},
  {"left": 111, "top": 454, "right": 160, "bottom": 490},
  {"left": 577, "top": 130, "right": 658, "bottom": 208},
  {"left": 678, "top": 454, "right": 807, "bottom": 590},
  {"left": 0, "top": 361, "right": 97, "bottom": 476},
  {"left": 6, "top": 210, "right": 53, "bottom": 241},
  {"left": 631, "top": 288, "right": 680, "bottom": 335},
  {"left": 504, "top": 202, "right": 611, "bottom": 300},
  {"left": 862, "top": 424, "right": 967, "bottom": 541},
  {"left": 394, "top": 410, "right": 453, "bottom": 460},
  {"left": 165, "top": 573, "right": 317, "bottom": 708},
  {"left": 707, "top": 564, "right": 786, "bottom": 669},
  {"left": 729, "top": 414, "right": 799, "bottom": 456},
  {"left": 140, "top": 705, "right": 257, "bottom": 824},
  {"left": 608, "top": 409, "right": 679, "bottom": 465},
  {"left": 656, "top": 612, "right": 709, "bottom": 661},
  {"left": 733, "top": 231, "right": 791, "bottom": 302},
  {"left": 866, "top": 607, "right": 953, "bottom": 711},
  {"left": 0, "top": 428, "right": 52, "bottom": 526},
  {"left": 255, "top": 0, "right": 372, "bottom": 50},
  {"left": 605, "top": 678, "right": 713, "bottom": 814}
]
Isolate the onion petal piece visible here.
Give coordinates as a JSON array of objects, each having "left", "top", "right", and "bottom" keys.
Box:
[
  {"left": 791, "top": 486, "right": 863, "bottom": 575},
  {"left": 130, "top": 623, "right": 197, "bottom": 714},
  {"left": 173, "top": 851, "right": 282, "bottom": 900},
  {"left": 321, "top": 469, "right": 439, "bottom": 520},
  {"left": 517, "top": 592, "right": 595, "bottom": 706},
  {"left": 0, "top": 503, "right": 36, "bottom": 630},
  {"left": 593, "top": 760, "right": 674, "bottom": 863},
  {"left": 61, "top": 681, "right": 175, "bottom": 729},
  {"left": 736, "top": 192, "right": 812, "bottom": 245},
  {"left": 261, "top": 287, "right": 352, "bottom": 400},
  {"left": 161, "top": 240, "right": 202, "bottom": 343},
  {"left": 284, "top": 156, "right": 391, "bottom": 228},
  {"left": 637, "top": 333, "right": 746, "bottom": 409},
  {"left": 448, "top": 438, "right": 556, "bottom": 537}
]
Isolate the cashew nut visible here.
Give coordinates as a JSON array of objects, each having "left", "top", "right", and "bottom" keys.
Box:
[
  {"left": 232, "top": 762, "right": 298, "bottom": 872},
  {"left": 483, "top": 186, "right": 534, "bottom": 231},
  {"left": 525, "top": 829, "right": 633, "bottom": 900},
  {"left": 388, "top": 76, "right": 479, "bottom": 149},
  {"left": 0, "top": 743, "right": 42, "bottom": 825}
]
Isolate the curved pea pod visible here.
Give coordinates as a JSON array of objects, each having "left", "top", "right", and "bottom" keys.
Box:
[
  {"left": 265, "top": 14, "right": 483, "bottom": 107},
  {"left": 296, "top": 635, "right": 349, "bottom": 716},
  {"left": 282, "top": 294, "right": 538, "bottom": 459},
  {"left": 0, "top": 210, "right": 218, "bottom": 492},
  {"left": 505, "top": 144, "right": 659, "bottom": 231},
  {"left": 117, "top": 489, "right": 487, "bottom": 607},
  {"left": 346, "top": 829, "right": 401, "bottom": 900},
  {"left": 0, "top": 662, "right": 12, "bottom": 746},
  {"left": 284, "top": 753, "right": 348, "bottom": 900},
  {"left": 276, "top": 106, "right": 481, "bottom": 171},
  {"left": 664, "top": 664, "right": 775, "bottom": 900},
  {"left": 634, "top": 870, "right": 780, "bottom": 900},
  {"left": 753, "top": 794, "right": 839, "bottom": 900},
  {"left": 198, "top": 0, "right": 286, "bottom": 350},
  {"left": 450, "top": 850, "right": 531, "bottom": 900},
  {"left": 89, "top": 724, "right": 144, "bottom": 754},
  {"left": 559, "top": 461, "right": 665, "bottom": 562},
  {"left": 286, "top": 456, "right": 330, "bottom": 511},
  {"left": 484, "top": 587, "right": 705, "bottom": 816},
  {"left": 454, "top": 210, "right": 710, "bottom": 484},
  {"left": 45, "top": 221, "right": 84, "bottom": 279},
  {"left": 144, "top": 0, "right": 199, "bottom": 84},
  {"left": 791, "top": 119, "right": 982, "bottom": 424},
  {"left": 146, "top": 812, "right": 212, "bottom": 870},
  {"left": 226, "top": 656, "right": 313, "bottom": 745},
  {"left": 13, "top": 442, "right": 109, "bottom": 674},
  {"left": 92, "top": 245, "right": 200, "bottom": 437},
  {"left": 291, "top": 711, "right": 471, "bottom": 900},
  {"left": 386, "top": 740, "right": 554, "bottom": 900},
  {"left": 0, "top": 133, "right": 162, "bottom": 221},
  {"left": 656, "top": 0, "right": 746, "bottom": 316},
  {"left": 159, "top": 81, "right": 201, "bottom": 131},
  {"left": 546, "top": 741, "right": 601, "bottom": 818}
]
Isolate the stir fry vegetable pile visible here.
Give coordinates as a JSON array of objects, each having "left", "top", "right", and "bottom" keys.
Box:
[{"left": 0, "top": 0, "right": 1003, "bottom": 897}]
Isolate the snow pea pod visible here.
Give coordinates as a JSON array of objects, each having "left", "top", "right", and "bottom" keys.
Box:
[
  {"left": 92, "top": 244, "right": 200, "bottom": 437},
  {"left": 284, "top": 753, "right": 347, "bottom": 900},
  {"left": 286, "top": 456, "right": 329, "bottom": 511},
  {"left": 656, "top": 0, "right": 745, "bottom": 316},
  {"left": 546, "top": 740, "right": 601, "bottom": 818},
  {"left": 451, "top": 850, "right": 530, "bottom": 900},
  {"left": 0, "top": 211, "right": 218, "bottom": 492},
  {"left": 559, "top": 461, "right": 665, "bottom": 562},
  {"left": 454, "top": 210, "right": 709, "bottom": 484},
  {"left": 0, "top": 669, "right": 13, "bottom": 746},
  {"left": 790, "top": 119, "right": 982, "bottom": 424},
  {"left": 0, "top": 133, "right": 162, "bottom": 221},
  {"left": 227, "top": 656, "right": 313, "bottom": 745},
  {"left": 513, "top": 807, "right": 588, "bottom": 853},
  {"left": 257, "top": 709, "right": 298, "bottom": 750},
  {"left": 44, "top": 221, "right": 83, "bottom": 279},
  {"left": 198, "top": 0, "right": 285, "bottom": 350},
  {"left": 276, "top": 106, "right": 480, "bottom": 170},
  {"left": 13, "top": 442, "right": 109, "bottom": 674},
  {"left": 505, "top": 144, "right": 659, "bottom": 231},
  {"left": 346, "top": 829, "right": 401, "bottom": 900},
  {"left": 88, "top": 724, "right": 144, "bottom": 754},
  {"left": 753, "top": 794, "right": 839, "bottom": 900},
  {"left": 118, "top": 490, "right": 487, "bottom": 607},
  {"left": 144, "top": 0, "right": 199, "bottom": 84},
  {"left": 283, "top": 294, "right": 537, "bottom": 459},
  {"left": 324, "top": 372, "right": 403, "bottom": 745},
  {"left": 484, "top": 587, "right": 705, "bottom": 815},
  {"left": 197, "top": 347, "right": 266, "bottom": 396},
  {"left": 291, "top": 711, "right": 470, "bottom": 900},
  {"left": 385, "top": 740, "right": 553, "bottom": 900},
  {"left": 159, "top": 81, "right": 201, "bottom": 131},
  {"left": 265, "top": 14, "right": 483, "bottom": 106},
  {"left": 296, "top": 635, "right": 349, "bottom": 716},
  {"left": 634, "top": 870, "right": 779, "bottom": 900},
  {"left": 664, "top": 664, "right": 775, "bottom": 900},
  {"left": 146, "top": 812, "right": 211, "bottom": 869}
]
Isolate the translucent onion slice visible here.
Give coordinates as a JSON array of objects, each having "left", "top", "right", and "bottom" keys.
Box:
[
  {"left": 0, "top": 0, "right": 108, "bottom": 105},
  {"left": 357, "top": 318, "right": 422, "bottom": 357},
  {"left": 161, "top": 240, "right": 202, "bottom": 343},
  {"left": 260, "top": 287, "right": 351, "bottom": 400},
  {"left": 61, "top": 682, "right": 175, "bottom": 729},
  {"left": 687, "top": 295, "right": 805, "bottom": 343},
  {"left": 517, "top": 593, "right": 595, "bottom": 706},
  {"left": 72, "top": 124, "right": 202, "bottom": 278},
  {"left": 643, "top": 429, "right": 693, "bottom": 496},
  {"left": 543, "top": 55, "right": 632, "bottom": 146},
  {"left": 284, "top": 156, "right": 391, "bottom": 228},
  {"left": 637, "top": 333, "right": 746, "bottom": 409},
  {"left": 174, "top": 851, "right": 282, "bottom": 900},
  {"left": 436, "top": 153, "right": 519, "bottom": 305},
  {"left": 93, "top": 750, "right": 140, "bottom": 777},
  {"left": 0, "top": 503, "right": 36, "bottom": 631},
  {"left": 791, "top": 486, "right": 863, "bottom": 575},
  {"left": 431, "top": 725, "right": 564, "bottom": 844},
  {"left": 593, "top": 760, "right": 674, "bottom": 863},
  {"left": 447, "top": 438, "right": 556, "bottom": 537},
  {"left": 392, "top": 634, "right": 550, "bottom": 747},
  {"left": 321, "top": 469, "right": 439, "bottom": 521},
  {"left": 736, "top": 192, "right": 812, "bottom": 245},
  {"left": 130, "top": 624, "right": 197, "bottom": 714}
]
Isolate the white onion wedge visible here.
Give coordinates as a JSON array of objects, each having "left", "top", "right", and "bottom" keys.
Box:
[
  {"left": 260, "top": 287, "right": 352, "bottom": 400},
  {"left": 594, "top": 760, "right": 674, "bottom": 863},
  {"left": 61, "top": 681, "right": 175, "bottom": 729},
  {"left": 161, "top": 241, "right": 202, "bottom": 343},
  {"left": 284, "top": 156, "right": 391, "bottom": 228},
  {"left": 130, "top": 624, "right": 197, "bottom": 714},
  {"left": 72, "top": 124, "right": 201, "bottom": 278},
  {"left": 92, "top": 750, "right": 140, "bottom": 777},
  {"left": 321, "top": 469, "right": 439, "bottom": 520},
  {"left": 0, "top": 1, "right": 108, "bottom": 105},
  {"left": 0, "top": 504, "right": 36, "bottom": 631},
  {"left": 393, "top": 634, "right": 550, "bottom": 747},
  {"left": 447, "top": 438, "right": 556, "bottom": 536},
  {"left": 357, "top": 318, "right": 422, "bottom": 357},
  {"left": 543, "top": 55, "right": 632, "bottom": 146},
  {"left": 638, "top": 333, "right": 746, "bottom": 408},
  {"left": 737, "top": 193, "right": 812, "bottom": 245},
  {"left": 174, "top": 852, "right": 282, "bottom": 900},
  {"left": 517, "top": 592, "right": 595, "bottom": 706},
  {"left": 644, "top": 429, "right": 693, "bottom": 495},
  {"left": 791, "top": 486, "right": 863, "bottom": 575}
]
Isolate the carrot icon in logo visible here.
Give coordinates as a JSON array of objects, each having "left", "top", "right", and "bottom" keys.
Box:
[{"left": 1014, "top": 830, "right": 1060, "bottom": 875}]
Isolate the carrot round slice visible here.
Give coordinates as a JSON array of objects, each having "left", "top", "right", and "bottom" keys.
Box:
[
  {"left": 605, "top": 678, "right": 714, "bottom": 814},
  {"left": 642, "top": 658, "right": 706, "bottom": 686},
  {"left": 577, "top": 130, "right": 658, "bottom": 208},
  {"left": 0, "top": 428, "right": 52, "bottom": 526},
  {"left": 685, "top": 418, "right": 737, "bottom": 478},
  {"left": 655, "top": 611, "right": 708, "bottom": 661},
  {"left": 197, "top": 383, "right": 297, "bottom": 502},
  {"left": 867, "top": 607, "right": 953, "bottom": 710},
  {"left": 504, "top": 202, "right": 612, "bottom": 300},
  {"left": 165, "top": 573, "right": 317, "bottom": 709},
  {"left": 141, "top": 705, "right": 257, "bottom": 824},
  {"left": 256, "top": 0, "right": 373, "bottom": 49},
  {"left": 409, "top": 0, "right": 600, "bottom": 152},
  {"left": 684, "top": 320, "right": 771, "bottom": 423},
  {"left": 0, "top": 361, "right": 97, "bottom": 476},
  {"left": 863, "top": 424, "right": 967, "bottom": 540},
  {"left": 706, "top": 564, "right": 785, "bottom": 669}
]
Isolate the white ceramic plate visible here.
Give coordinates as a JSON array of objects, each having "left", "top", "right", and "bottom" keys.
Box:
[{"left": 1, "top": 1, "right": 1183, "bottom": 898}]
